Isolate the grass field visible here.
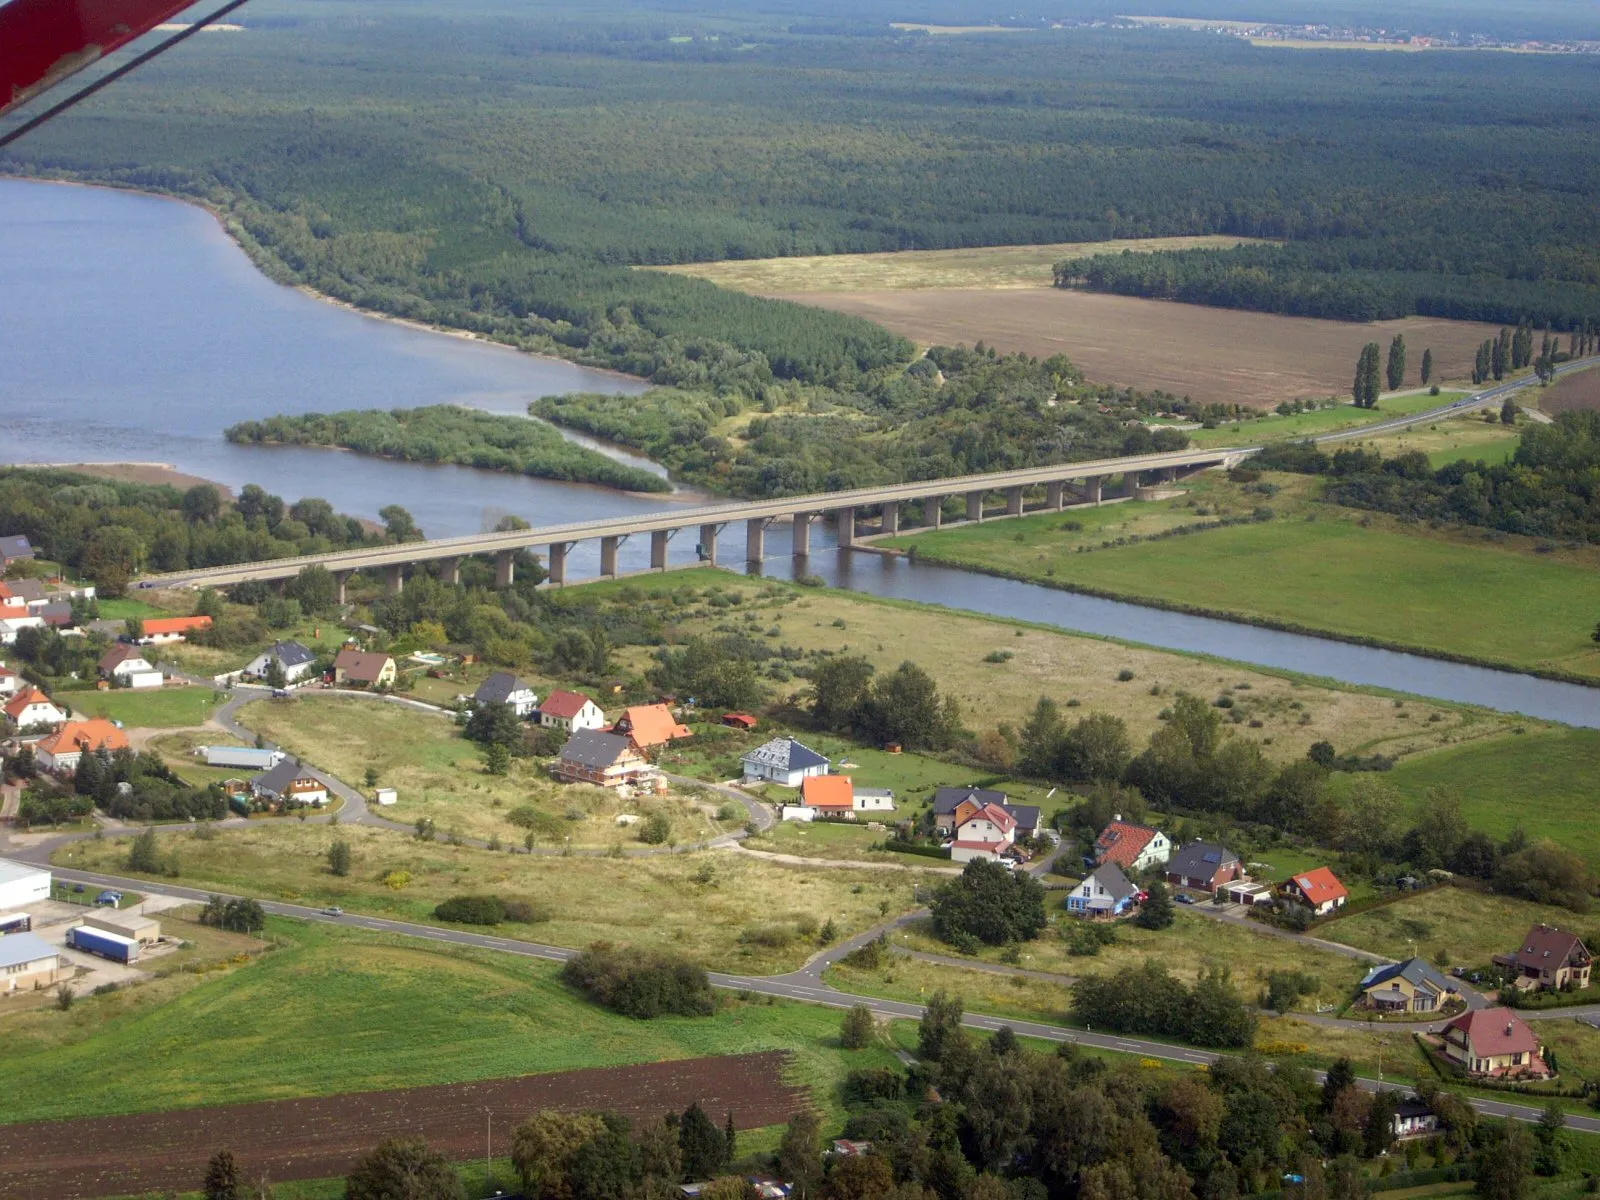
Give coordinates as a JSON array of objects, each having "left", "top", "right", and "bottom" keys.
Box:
[
  {"left": 654, "top": 236, "right": 1262, "bottom": 293},
  {"left": 1318, "top": 886, "right": 1588, "bottom": 970},
  {"left": 770, "top": 287, "right": 1499, "bottom": 408},
  {"left": 0, "top": 918, "right": 904, "bottom": 1127},
  {"left": 597, "top": 571, "right": 1490, "bottom": 767},
  {"left": 96, "top": 597, "right": 171, "bottom": 621},
  {"left": 1338, "top": 410, "right": 1524, "bottom": 468},
  {"left": 237, "top": 695, "right": 723, "bottom": 848},
  {"left": 145, "top": 730, "right": 256, "bottom": 788},
  {"left": 1374, "top": 729, "right": 1600, "bottom": 864},
  {"left": 1183, "top": 392, "right": 1466, "bottom": 447},
  {"left": 52, "top": 823, "right": 926, "bottom": 974},
  {"left": 882, "top": 489, "right": 1600, "bottom": 680},
  {"left": 55, "top": 684, "right": 220, "bottom": 729}
]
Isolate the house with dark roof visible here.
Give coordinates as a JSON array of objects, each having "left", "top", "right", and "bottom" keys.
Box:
[
  {"left": 1360, "top": 957, "right": 1459, "bottom": 1015},
  {"left": 554, "top": 729, "right": 655, "bottom": 789},
  {"left": 1281, "top": 867, "right": 1349, "bottom": 917},
  {"left": 244, "top": 640, "right": 318, "bottom": 683},
  {"left": 98, "top": 644, "right": 163, "bottom": 689},
  {"left": 0, "top": 535, "right": 36, "bottom": 567},
  {"left": 741, "top": 737, "right": 830, "bottom": 787},
  {"left": 251, "top": 759, "right": 329, "bottom": 808},
  {"left": 538, "top": 690, "right": 606, "bottom": 732},
  {"left": 1067, "top": 861, "right": 1140, "bottom": 919},
  {"left": 1441, "top": 1008, "right": 1548, "bottom": 1078},
  {"left": 1165, "top": 841, "right": 1244, "bottom": 894},
  {"left": 473, "top": 671, "right": 539, "bottom": 718},
  {"left": 1391, "top": 1099, "right": 1440, "bottom": 1141},
  {"left": 1494, "top": 925, "right": 1592, "bottom": 992},
  {"left": 1094, "top": 820, "right": 1172, "bottom": 872},
  {"left": 932, "top": 787, "right": 1039, "bottom": 839}
]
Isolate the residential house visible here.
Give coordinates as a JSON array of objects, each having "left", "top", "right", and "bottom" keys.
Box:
[
  {"left": 0, "top": 664, "right": 20, "bottom": 697},
  {"left": 1281, "top": 867, "right": 1349, "bottom": 917},
  {"left": 473, "top": 671, "right": 539, "bottom": 718},
  {"left": 36, "top": 720, "right": 130, "bottom": 773},
  {"left": 854, "top": 787, "right": 895, "bottom": 814},
  {"left": 1391, "top": 1099, "right": 1440, "bottom": 1141},
  {"left": 742, "top": 737, "right": 830, "bottom": 787},
  {"left": 1494, "top": 925, "right": 1592, "bottom": 992},
  {"left": 1165, "top": 841, "right": 1245, "bottom": 894},
  {"left": 0, "top": 931, "right": 68, "bottom": 995},
  {"left": 244, "top": 640, "right": 318, "bottom": 683},
  {"left": 614, "top": 703, "right": 692, "bottom": 751},
  {"left": 1066, "top": 861, "right": 1140, "bottom": 919},
  {"left": 801, "top": 774, "right": 856, "bottom": 818},
  {"left": 951, "top": 802, "right": 1017, "bottom": 865},
  {"left": 1440, "top": 1008, "right": 1549, "bottom": 1078},
  {"left": 1359, "top": 957, "right": 1458, "bottom": 1015},
  {"left": 0, "top": 615, "right": 45, "bottom": 645},
  {"left": 98, "top": 644, "right": 164, "bottom": 690},
  {"left": 5, "top": 687, "right": 65, "bottom": 732},
  {"left": 36, "top": 600, "right": 75, "bottom": 630},
  {"left": 554, "top": 729, "right": 657, "bottom": 789},
  {"left": 251, "top": 758, "right": 329, "bottom": 808},
  {"left": 2, "top": 579, "right": 47, "bottom": 608},
  {"left": 0, "top": 535, "right": 36, "bottom": 568},
  {"left": 137, "top": 615, "right": 213, "bottom": 643},
  {"left": 538, "top": 690, "right": 606, "bottom": 733},
  {"left": 932, "top": 787, "right": 1039, "bottom": 840},
  {"left": 1094, "top": 820, "right": 1172, "bottom": 873},
  {"left": 332, "top": 647, "right": 397, "bottom": 689}
]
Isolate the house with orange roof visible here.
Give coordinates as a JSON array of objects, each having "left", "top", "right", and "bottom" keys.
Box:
[
  {"left": 1281, "top": 867, "right": 1349, "bottom": 917},
  {"left": 538, "top": 690, "right": 606, "bottom": 733},
  {"left": 4, "top": 687, "right": 65, "bottom": 732},
  {"left": 1094, "top": 819, "right": 1172, "bottom": 873},
  {"left": 136, "top": 615, "right": 213, "bottom": 644},
  {"left": 951, "top": 802, "right": 1018, "bottom": 865},
  {"left": 613, "top": 703, "right": 691, "bottom": 751},
  {"left": 801, "top": 775, "right": 855, "bottom": 818},
  {"left": 36, "top": 719, "right": 130, "bottom": 773}
]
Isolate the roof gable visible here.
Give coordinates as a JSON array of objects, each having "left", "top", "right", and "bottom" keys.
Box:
[
  {"left": 618, "top": 704, "right": 691, "bottom": 748},
  {"left": 801, "top": 775, "right": 854, "bottom": 809},
  {"left": 1516, "top": 924, "right": 1589, "bottom": 970},
  {"left": 1289, "top": 867, "right": 1348, "bottom": 905},
  {"left": 1167, "top": 841, "right": 1239, "bottom": 878},
  {"left": 1097, "top": 821, "right": 1158, "bottom": 866},
  {"left": 266, "top": 640, "right": 316, "bottom": 668},
  {"left": 541, "top": 690, "right": 596, "bottom": 719},
  {"left": 744, "top": 737, "right": 829, "bottom": 773},
  {"left": 933, "top": 786, "right": 1006, "bottom": 815},
  {"left": 474, "top": 671, "right": 534, "bottom": 703},
  {"left": 1447, "top": 1008, "right": 1540, "bottom": 1058},
  {"left": 1084, "top": 861, "right": 1138, "bottom": 902},
  {"left": 333, "top": 647, "right": 393, "bottom": 682},
  {"left": 40, "top": 719, "right": 128, "bottom": 757},
  {"left": 253, "top": 758, "right": 320, "bottom": 792}
]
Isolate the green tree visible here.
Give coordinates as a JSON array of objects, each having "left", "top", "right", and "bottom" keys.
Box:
[
  {"left": 344, "top": 1137, "right": 463, "bottom": 1200},
  {"left": 859, "top": 661, "right": 961, "bottom": 751},
  {"left": 679, "top": 1102, "right": 728, "bottom": 1181},
  {"left": 723, "top": 1112, "right": 737, "bottom": 1166},
  {"left": 263, "top": 656, "right": 288, "bottom": 691},
  {"left": 1135, "top": 880, "right": 1175, "bottom": 930},
  {"left": 484, "top": 741, "right": 511, "bottom": 776},
  {"left": 1353, "top": 343, "right": 1381, "bottom": 408},
  {"left": 512, "top": 1111, "right": 607, "bottom": 1198},
  {"left": 1534, "top": 1102, "right": 1566, "bottom": 1176},
  {"left": 917, "top": 990, "right": 967, "bottom": 1061},
  {"left": 1016, "top": 696, "right": 1065, "bottom": 779},
  {"left": 203, "top": 1149, "right": 242, "bottom": 1200},
  {"left": 291, "top": 564, "right": 339, "bottom": 615},
  {"left": 379, "top": 505, "right": 422, "bottom": 543},
  {"left": 840, "top": 1003, "right": 875, "bottom": 1049},
  {"left": 1058, "top": 712, "right": 1132, "bottom": 782},
  {"left": 930, "top": 859, "right": 1047, "bottom": 947},
  {"left": 1386, "top": 334, "right": 1406, "bottom": 391},
  {"left": 465, "top": 699, "right": 521, "bottom": 747},
  {"left": 328, "top": 838, "right": 352, "bottom": 877},
  {"left": 1501, "top": 397, "right": 1517, "bottom": 425},
  {"left": 124, "top": 616, "right": 145, "bottom": 640},
  {"left": 363, "top": 766, "right": 380, "bottom": 789},
  {"left": 182, "top": 484, "right": 222, "bottom": 525},
  {"left": 1420, "top": 348, "right": 1433, "bottom": 385},
  {"left": 1477, "top": 1122, "right": 1534, "bottom": 1200},
  {"left": 776, "top": 1111, "right": 824, "bottom": 1200},
  {"left": 128, "top": 825, "right": 163, "bottom": 873}
]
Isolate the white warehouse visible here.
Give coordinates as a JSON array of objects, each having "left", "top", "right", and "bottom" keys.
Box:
[{"left": 0, "top": 858, "right": 51, "bottom": 913}]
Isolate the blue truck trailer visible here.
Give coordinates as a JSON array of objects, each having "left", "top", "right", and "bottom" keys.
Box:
[{"left": 67, "top": 924, "right": 140, "bottom": 964}]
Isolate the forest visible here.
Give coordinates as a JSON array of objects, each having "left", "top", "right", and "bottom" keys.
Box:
[
  {"left": 6, "top": 1, "right": 1600, "bottom": 404},
  {"left": 224, "top": 406, "right": 671, "bottom": 494}
]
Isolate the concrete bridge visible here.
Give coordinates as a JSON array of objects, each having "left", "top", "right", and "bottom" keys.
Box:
[{"left": 136, "top": 445, "right": 1254, "bottom": 596}]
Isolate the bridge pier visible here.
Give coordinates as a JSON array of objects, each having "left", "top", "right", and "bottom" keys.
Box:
[
  {"left": 495, "top": 550, "right": 515, "bottom": 589},
  {"left": 1046, "top": 481, "right": 1066, "bottom": 511},
  {"left": 1085, "top": 476, "right": 1105, "bottom": 505},
  {"left": 746, "top": 518, "right": 771, "bottom": 565},
  {"left": 966, "top": 491, "right": 985, "bottom": 523},
  {"left": 1119, "top": 472, "right": 1139, "bottom": 498},
  {"left": 1006, "top": 486, "right": 1025, "bottom": 517},
  {"left": 923, "top": 496, "right": 944, "bottom": 529},
  {"left": 836, "top": 507, "right": 857, "bottom": 549},
  {"left": 698, "top": 524, "right": 721, "bottom": 566},
  {"left": 547, "top": 543, "right": 571, "bottom": 586},
  {"left": 438, "top": 557, "right": 461, "bottom": 586},
  {"left": 334, "top": 570, "right": 352, "bottom": 606},
  {"left": 651, "top": 529, "right": 673, "bottom": 571},
  {"left": 1162, "top": 466, "right": 1178, "bottom": 483},
  {"left": 385, "top": 564, "right": 405, "bottom": 596},
  {"left": 792, "top": 513, "right": 814, "bottom": 558},
  {"left": 600, "top": 535, "right": 628, "bottom": 578},
  {"left": 880, "top": 502, "right": 899, "bottom": 537}
]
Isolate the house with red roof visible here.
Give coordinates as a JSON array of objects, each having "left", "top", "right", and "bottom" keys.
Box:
[
  {"left": 36, "top": 719, "right": 130, "bottom": 773},
  {"left": 4, "top": 687, "right": 65, "bottom": 732},
  {"left": 538, "top": 690, "right": 606, "bottom": 733},
  {"left": 136, "top": 615, "right": 213, "bottom": 644},
  {"left": 951, "top": 802, "right": 1018, "bottom": 865},
  {"left": 1494, "top": 925, "right": 1592, "bottom": 992},
  {"left": 1281, "top": 867, "right": 1349, "bottom": 917},
  {"left": 1441, "top": 1008, "right": 1548, "bottom": 1078},
  {"left": 1094, "top": 820, "right": 1172, "bottom": 873}
]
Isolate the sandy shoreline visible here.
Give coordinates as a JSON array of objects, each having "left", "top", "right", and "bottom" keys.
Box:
[{"left": 4, "top": 461, "right": 233, "bottom": 495}]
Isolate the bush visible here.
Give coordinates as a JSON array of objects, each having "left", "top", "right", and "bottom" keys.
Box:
[
  {"left": 639, "top": 812, "right": 672, "bottom": 844},
  {"left": 840, "top": 1003, "right": 876, "bottom": 1050},
  {"left": 502, "top": 899, "right": 552, "bottom": 924},
  {"left": 433, "top": 895, "right": 507, "bottom": 925},
  {"left": 562, "top": 943, "right": 716, "bottom": 1019},
  {"left": 739, "top": 923, "right": 796, "bottom": 948},
  {"left": 930, "top": 859, "right": 1047, "bottom": 947},
  {"left": 842, "top": 1066, "right": 904, "bottom": 1104}
]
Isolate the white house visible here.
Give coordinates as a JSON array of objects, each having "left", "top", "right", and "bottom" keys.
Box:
[
  {"left": 1066, "top": 862, "right": 1139, "bottom": 919},
  {"left": 473, "top": 671, "right": 539, "bottom": 718},
  {"left": 0, "top": 615, "right": 45, "bottom": 645},
  {"left": 741, "top": 737, "right": 830, "bottom": 787},
  {"left": 0, "top": 663, "right": 20, "bottom": 697},
  {"left": 98, "top": 644, "right": 164, "bottom": 690},
  {"left": 950, "top": 803, "right": 1017, "bottom": 865},
  {"left": 853, "top": 787, "right": 895, "bottom": 814},
  {"left": 538, "top": 690, "right": 607, "bottom": 732},
  {"left": 4, "top": 687, "right": 65, "bottom": 732},
  {"left": 243, "top": 640, "right": 318, "bottom": 683}
]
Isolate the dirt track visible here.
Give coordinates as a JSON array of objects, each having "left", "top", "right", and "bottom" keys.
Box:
[
  {"left": 0, "top": 1052, "right": 807, "bottom": 1198},
  {"left": 777, "top": 287, "right": 1503, "bottom": 409}
]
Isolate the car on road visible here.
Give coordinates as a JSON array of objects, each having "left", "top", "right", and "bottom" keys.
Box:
[{"left": 320, "top": 906, "right": 344, "bottom": 916}]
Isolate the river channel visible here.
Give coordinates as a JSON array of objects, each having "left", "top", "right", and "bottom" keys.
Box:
[{"left": 1, "top": 178, "right": 1595, "bottom": 727}]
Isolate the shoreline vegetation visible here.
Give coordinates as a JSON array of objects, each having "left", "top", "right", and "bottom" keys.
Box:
[{"left": 223, "top": 405, "right": 672, "bottom": 495}]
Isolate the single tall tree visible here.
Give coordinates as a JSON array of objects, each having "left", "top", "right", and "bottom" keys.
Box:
[
  {"left": 1135, "top": 880, "right": 1176, "bottom": 930},
  {"left": 1353, "top": 343, "right": 1382, "bottom": 408},
  {"left": 1386, "top": 334, "right": 1406, "bottom": 392},
  {"left": 678, "top": 1102, "right": 728, "bottom": 1181},
  {"left": 327, "top": 838, "right": 352, "bottom": 877},
  {"left": 1420, "top": 347, "right": 1433, "bottom": 385},
  {"left": 203, "top": 1149, "right": 242, "bottom": 1200},
  {"left": 776, "top": 1111, "right": 824, "bottom": 1200},
  {"left": 344, "top": 1137, "right": 463, "bottom": 1200}
]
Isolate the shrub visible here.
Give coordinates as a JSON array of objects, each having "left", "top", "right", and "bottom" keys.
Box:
[
  {"left": 639, "top": 812, "right": 671, "bottom": 844},
  {"left": 562, "top": 943, "right": 716, "bottom": 1018},
  {"left": 739, "top": 923, "right": 796, "bottom": 948},
  {"left": 502, "top": 899, "right": 552, "bottom": 924},
  {"left": 840, "top": 1004, "right": 876, "bottom": 1050},
  {"left": 433, "top": 895, "right": 507, "bottom": 925},
  {"left": 1116, "top": 668, "right": 1136, "bottom": 682},
  {"left": 842, "top": 1066, "right": 904, "bottom": 1104}
]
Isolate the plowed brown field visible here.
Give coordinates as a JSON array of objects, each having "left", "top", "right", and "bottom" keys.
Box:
[
  {"left": 1542, "top": 367, "right": 1600, "bottom": 414},
  {"left": 0, "top": 1051, "right": 806, "bottom": 1198},
  {"left": 777, "top": 286, "right": 1503, "bottom": 408}
]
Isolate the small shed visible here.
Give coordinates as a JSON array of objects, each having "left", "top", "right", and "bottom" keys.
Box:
[
  {"left": 721, "top": 712, "right": 758, "bottom": 730},
  {"left": 84, "top": 911, "right": 161, "bottom": 947}
]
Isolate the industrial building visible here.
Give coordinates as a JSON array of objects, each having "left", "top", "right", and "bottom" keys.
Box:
[
  {"left": 83, "top": 912, "right": 161, "bottom": 947},
  {"left": 0, "top": 858, "right": 50, "bottom": 914},
  {"left": 0, "top": 931, "right": 68, "bottom": 995},
  {"left": 201, "top": 745, "right": 285, "bottom": 771}
]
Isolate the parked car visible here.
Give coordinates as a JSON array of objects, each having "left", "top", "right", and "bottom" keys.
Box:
[
  {"left": 95, "top": 890, "right": 123, "bottom": 907},
  {"left": 1174, "top": 893, "right": 1195, "bottom": 905}
]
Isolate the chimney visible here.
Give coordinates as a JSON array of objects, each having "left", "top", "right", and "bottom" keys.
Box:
[
  {"left": 1506, "top": 1024, "right": 1514, "bottom": 1037},
  {"left": 1112, "top": 813, "right": 1121, "bottom": 822}
]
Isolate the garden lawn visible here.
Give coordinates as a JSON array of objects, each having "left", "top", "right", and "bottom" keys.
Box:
[
  {"left": 1377, "top": 729, "right": 1600, "bottom": 865},
  {"left": 56, "top": 685, "right": 220, "bottom": 729},
  {"left": 0, "top": 918, "right": 905, "bottom": 1126},
  {"left": 744, "top": 821, "right": 946, "bottom": 866},
  {"left": 886, "top": 504, "right": 1600, "bottom": 678},
  {"left": 1318, "top": 886, "right": 1586, "bottom": 970},
  {"left": 237, "top": 696, "right": 722, "bottom": 848},
  {"left": 52, "top": 823, "right": 924, "bottom": 974},
  {"left": 96, "top": 596, "right": 171, "bottom": 621}
]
